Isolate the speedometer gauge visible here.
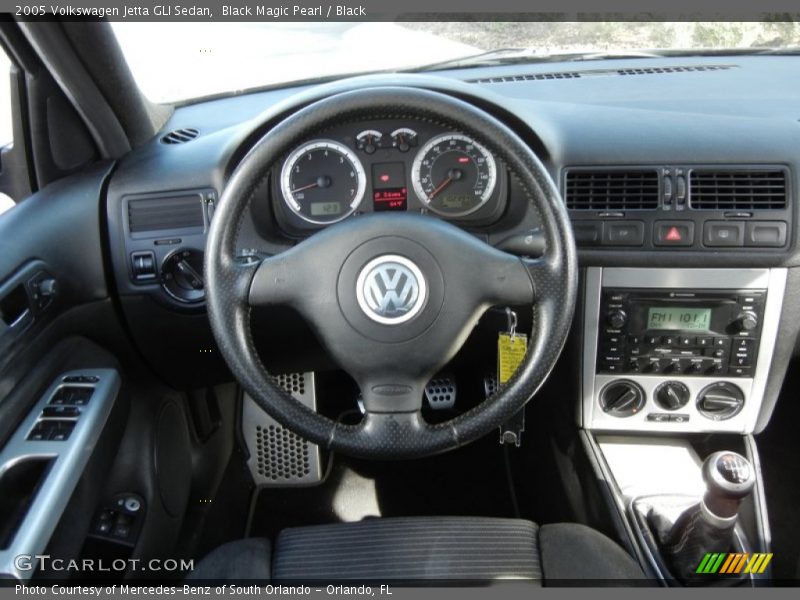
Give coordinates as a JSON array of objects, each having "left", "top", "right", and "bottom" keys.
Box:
[
  {"left": 280, "top": 140, "right": 366, "bottom": 225},
  {"left": 411, "top": 133, "right": 496, "bottom": 217}
]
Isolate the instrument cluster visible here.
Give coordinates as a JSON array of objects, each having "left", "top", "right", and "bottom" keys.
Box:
[{"left": 271, "top": 119, "right": 507, "bottom": 234}]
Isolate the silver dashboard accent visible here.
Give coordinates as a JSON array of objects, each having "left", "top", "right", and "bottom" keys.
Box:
[
  {"left": 582, "top": 267, "right": 786, "bottom": 433},
  {"left": 0, "top": 369, "right": 120, "bottom": 581}
]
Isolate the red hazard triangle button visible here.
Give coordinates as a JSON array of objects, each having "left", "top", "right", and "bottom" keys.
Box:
[{"left": 656, "top": 222, "right": 694, "bottom": 246}]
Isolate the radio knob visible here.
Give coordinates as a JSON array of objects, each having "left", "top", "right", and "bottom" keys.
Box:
[
  {"left": 655, "top": 381, "right": 690, "bottom": 411},
  {"left": 735, "top": 311, "right": 758, "bottom": 332},
  {"left": 606, "top": 309, "right": 628, "bottom": 330}
]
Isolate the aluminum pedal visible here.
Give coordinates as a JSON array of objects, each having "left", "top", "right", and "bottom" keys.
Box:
[
  {"left": 243, "top": 372, "right": 323, "bottom": 487},
  {"left": 424, "top": 374, "right": 456, "bottom": 410}
]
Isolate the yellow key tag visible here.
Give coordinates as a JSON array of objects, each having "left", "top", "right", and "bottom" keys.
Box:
[{"left": 498, "top": 332, "right": 528, "bottom": 385}]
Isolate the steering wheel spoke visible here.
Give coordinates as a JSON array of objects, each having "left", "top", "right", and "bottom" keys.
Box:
[
  {"left": 249, "top": 252, "right": 304, "bottom": 307},
  {"left": 523, "top": 256, "right": 562, "bottom": 303}
]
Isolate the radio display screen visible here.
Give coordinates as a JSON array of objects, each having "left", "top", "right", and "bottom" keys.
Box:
[{"left": 647, "top": 307, "right": 712, "bottom": 331}]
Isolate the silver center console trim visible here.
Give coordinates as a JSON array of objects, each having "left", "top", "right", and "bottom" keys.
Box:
[
  {"left": 0, "top": 369, "right": 120, "bottom": 581},
  {"left": 582, "top": 267, "right": 787, "bottom": 434}
]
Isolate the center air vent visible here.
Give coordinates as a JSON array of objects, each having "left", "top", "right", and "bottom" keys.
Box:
[
  {"left": 689, "top": 169, "right": 787, "bottom": 210},
  {"left": 565, "top": 169, "right": 659, "bottom": 210},
  {"left": 161, "top": 128, "right": 199, "bottom": 145}
]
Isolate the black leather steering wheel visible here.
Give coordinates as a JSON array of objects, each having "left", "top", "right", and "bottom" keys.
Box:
[{"left": 205, "top": 86, "right": 577, "bottom": 459}]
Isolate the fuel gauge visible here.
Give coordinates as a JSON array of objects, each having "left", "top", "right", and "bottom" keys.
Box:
[
  {"left": 391, "top": 128, "right": 418, "bottom": 152},
  {"left": 355, "top": 130, "right": 383, "bottom": 154}
]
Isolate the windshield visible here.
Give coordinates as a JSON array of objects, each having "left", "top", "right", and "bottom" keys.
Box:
[{"left": 111, "top": 21, "right": 800, "bottom": 103}]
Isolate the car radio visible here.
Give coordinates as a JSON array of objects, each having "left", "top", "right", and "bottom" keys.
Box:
[{"left": 597, "top": 288, "right": 766, "bottom": 378}]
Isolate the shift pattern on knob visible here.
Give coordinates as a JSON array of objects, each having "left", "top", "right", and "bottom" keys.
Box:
[{"left": 716, "top": 453, "right": 751, "bottom": 484}]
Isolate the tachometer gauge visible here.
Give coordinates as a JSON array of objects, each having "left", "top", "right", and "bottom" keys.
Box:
[
  {"left": 411, "top": 133, "right": 496, "bottom": 217},
  {"left": 280, "top": 140, "right": 366, "bottom": 225}
]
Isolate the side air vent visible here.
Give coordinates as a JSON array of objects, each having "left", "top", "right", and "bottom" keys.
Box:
[
  {"left": 468, "top": 64, "right": 736, "bottom": 84},
  {"left": 689, "top": 169, "right": 787, "bottom": 210},
  {"left": 127, "top": 194, "right": 205, "bottom": 233},
  {"left": 160, "top": 128, "right": 199, "bottom": 145},
  {"left": 564, "top": 170, "right": 660, "bottom": 210}
]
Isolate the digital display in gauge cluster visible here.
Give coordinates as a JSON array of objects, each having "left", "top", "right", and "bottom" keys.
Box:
[{"left": 274, "top": 121, "right": 505, "bottom": 231}]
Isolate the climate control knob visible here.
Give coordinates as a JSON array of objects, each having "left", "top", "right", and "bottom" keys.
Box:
[
  {"left": 654, "top": 381, "right": 690, "bottom": 411},
  {"left": 735, "top": 310, "right": 758, "bottom": 332},
  {"left": 606, "top": 309, "right": 628, "bottom": 330},
  {"left": 697, "top": 382, "right": 745, "bottom": 421},
  {"left": 599, "top": 380, "right": 645, "bottom": 418}
]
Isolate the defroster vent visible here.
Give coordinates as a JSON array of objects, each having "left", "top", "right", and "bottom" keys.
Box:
[
  {"left": 689, "top": 169, "right": 787, "bottom": 210},
  {"left": 565, "top": 169, "right": 659, "bottom": 210}
]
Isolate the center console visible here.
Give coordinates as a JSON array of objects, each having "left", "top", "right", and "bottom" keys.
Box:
[
  {"left": 582, "top": 267, "right": 786, "bottom": 433},
  {"left": 580, "top": 267, "right": 786, "bottom": 584}
]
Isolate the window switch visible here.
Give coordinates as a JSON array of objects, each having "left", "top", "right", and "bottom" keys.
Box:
[{"left": 43, "top": 405, "right": 80, "bottom": 418}]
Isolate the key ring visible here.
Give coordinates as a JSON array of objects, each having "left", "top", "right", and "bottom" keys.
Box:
[{"left": 505, "top": 307, "right": 518, "bottom": 341}]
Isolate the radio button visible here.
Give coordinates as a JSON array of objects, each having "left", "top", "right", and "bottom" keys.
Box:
[
  {"left": 713, "top": 338, "right": 730, "bottom": 348},
  {"left": 646, "top": 335, "right": 661, "bottom": 345},
  {"left": 628, "top": 335, "right": 642, "bottom": 345},
  {"left": 697, "top": 336, "right": 713, "bottom": 347},
  {"left": 663, "top": 336, "right": 677, "bottom": 346},
  {"left": 688, "top": 361, "right": 706, "bottom": 374},
  {"left": 730, "top": 366, "right": 753, "bottom": 377},
  {"left": 678, "top": 336, "right": 694, "bottom": 347}
]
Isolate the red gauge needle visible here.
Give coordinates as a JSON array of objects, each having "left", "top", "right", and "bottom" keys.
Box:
[
  {"left": 429, "top": 169, "right": 463, "bottom": 200},
  {"left": 291, "top": 182, "right": 319, "bottom": 194},
  {"left": 428, "top": 176, "right": 453, "bottom": 200}
]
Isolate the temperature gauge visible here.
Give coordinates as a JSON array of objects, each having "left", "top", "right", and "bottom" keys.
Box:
[
  {"left": 355, "top": 130, "right": 383, "bottom": 154},
  {"left": 390, "top": 128, "right": 418, "bottom": 152}
]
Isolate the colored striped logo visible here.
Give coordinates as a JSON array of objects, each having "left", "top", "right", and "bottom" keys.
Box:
[{"left": 696, "top": 553, "right": 773, "bottom": 575}]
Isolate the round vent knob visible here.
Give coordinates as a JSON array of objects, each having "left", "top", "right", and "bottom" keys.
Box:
[
  {"left": 599, "top": 380, "right": 645, "bottom": 418},
  {"left": 654, "top": 381, "right": 690, "bottom": 411},
  {"left": 696, "top": 382, "right": 745, "bottom": 421}
]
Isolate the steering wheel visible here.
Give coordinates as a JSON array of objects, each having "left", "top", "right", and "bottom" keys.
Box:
[{"left": 205, "top": 86, "right": 577, "bottom": 459}]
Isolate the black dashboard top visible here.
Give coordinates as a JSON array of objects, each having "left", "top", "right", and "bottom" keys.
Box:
[{"left": 105, "top": 55, "right": 800, "bottom": 312}]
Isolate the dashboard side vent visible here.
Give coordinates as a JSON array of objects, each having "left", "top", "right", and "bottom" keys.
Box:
[
  {"left": 689, "top": 169, "right": 787, "bottom": 210},
  {"left": 564, "top": 169, "right": 660, "bottom": 210},
  {"left": 468, "top": 64, "right": 736, "bottom": 84},
  {"left": 161, "top": 128, "right": 199, "bottom": 145},
  {"left": 128, "top": 194, "right": 205, "bottom": 233}
]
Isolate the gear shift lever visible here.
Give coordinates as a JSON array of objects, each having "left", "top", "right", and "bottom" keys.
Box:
[{"left": 653, "top": 451, "right": 755, "bottom": 582}]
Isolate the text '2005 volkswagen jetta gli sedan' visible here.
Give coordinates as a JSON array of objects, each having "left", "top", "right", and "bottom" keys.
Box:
[{"left": 0, "top": 14, "right": 800, "bottom": 591}]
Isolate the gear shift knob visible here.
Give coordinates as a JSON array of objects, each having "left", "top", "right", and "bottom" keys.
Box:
[
  {"left": 702, "top": 451, "right": 756, "bottom": 519},
  {"left": 651, "top": 451, "right": 756, "bottom": 582}
]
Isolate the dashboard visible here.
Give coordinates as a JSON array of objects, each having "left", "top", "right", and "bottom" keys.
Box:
[{"left": 103, "top": 55, "right": 800, "bottom": 435}]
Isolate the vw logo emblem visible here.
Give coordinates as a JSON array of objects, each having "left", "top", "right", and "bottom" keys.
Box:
[{"left": 356, "top": 255, "right": 427, "bottom": 324}]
